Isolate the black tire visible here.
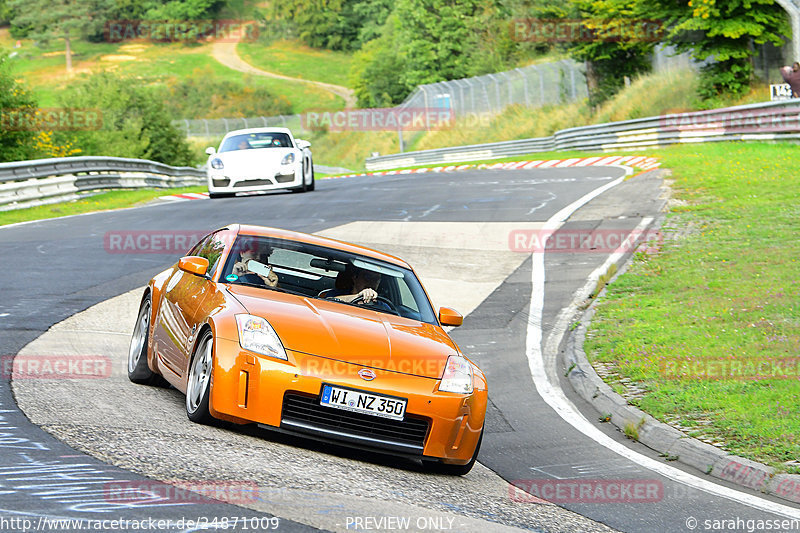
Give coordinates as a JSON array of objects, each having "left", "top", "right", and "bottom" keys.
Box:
[
  {"left": 291, "top": 157, "right": 313, "bottom": 193},
  {"left": 186, "top": 331, "right": 215, "bottom": 424},
  {"left": 307, "top": 161, "right": 315, "bottom": 191},
  {"left": 429, "top": 428, "right": 483, "bottom": 476},
  {"left": 128, "top": 294, "right": 159, "bottom": 385}
]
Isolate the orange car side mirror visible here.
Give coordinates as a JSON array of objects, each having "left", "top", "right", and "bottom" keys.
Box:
[
  {"left": 438, "top": 307, "right": 463, "bottom": 327},
  {"left": 178, "top": 256, "right": 210, "bottom": 277}
]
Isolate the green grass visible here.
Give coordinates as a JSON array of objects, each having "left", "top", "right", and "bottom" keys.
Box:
[
  {"left": 585, "top": 142, "right": 800, "bottom": 469},
  {"left": 117, "top": 45, "right": 343, "bottom": 112},
  {"left": 5, "top": 35, "right": 343, "bottom": 112},
  {"left": 238, "top": 39, "right": 353, "bottom": 88},
  {"left": 592, "top": 69, "right": 700, "bottom": 124},
  {"left": 0, "top": 187, "right": 205, "bottom": 227}
]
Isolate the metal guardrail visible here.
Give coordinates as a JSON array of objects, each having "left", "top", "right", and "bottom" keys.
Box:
[
  {"left": 0, "top": 156, "right": 206, "bottom": 211},
  {"left": 365, "top": 100, "right": 800, "bottom": 170}
]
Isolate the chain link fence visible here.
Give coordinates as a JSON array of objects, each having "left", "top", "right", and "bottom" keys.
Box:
[
  {"left": 396, "top": 60, "right": 586, "bottom": 118},
  {"left": 174, "top": 60, "right": 587, "bottom": 138},
  {"left": 174, "top": 114, "right": 305, "bottom": 139}
]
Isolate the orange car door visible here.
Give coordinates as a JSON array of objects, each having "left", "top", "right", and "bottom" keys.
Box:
[
  {"left": 154, "top": 267, "right": 213, "bottom": 380},
  {"left": 154, "top": 229, "right": 232, "bottom": 381}
]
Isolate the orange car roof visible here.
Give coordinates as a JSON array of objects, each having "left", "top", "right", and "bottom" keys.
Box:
[{"left": 225, "top": 224, "right": 411, "bottom": 269}]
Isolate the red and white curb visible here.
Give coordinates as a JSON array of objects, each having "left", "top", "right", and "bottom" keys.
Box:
[
  {"left": 158, "top": 192, "right": 210, "bottom": 202},
  {"left": 326, "top": 155, "right": 661, "bottom": 180}
]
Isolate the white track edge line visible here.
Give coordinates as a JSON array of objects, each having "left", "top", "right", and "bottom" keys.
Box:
[{"left": 525, "top": 167, "right": 800, "bottom": 518}]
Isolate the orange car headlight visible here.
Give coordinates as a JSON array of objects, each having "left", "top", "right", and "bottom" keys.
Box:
[
  {"left": 439, "top": 355, "right": 473, "bottom": 394},
  {"left": 235, "top": 314, "right": 287, "bottom": 361}
]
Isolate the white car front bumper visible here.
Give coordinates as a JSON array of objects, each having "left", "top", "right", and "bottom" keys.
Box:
[{"left": 208, "top": 164, "right": 303, "bottom": 194}]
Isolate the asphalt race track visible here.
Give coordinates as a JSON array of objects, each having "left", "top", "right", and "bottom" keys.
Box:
[{"left": 1, "top": 166, "right": 798, "bottom": 532}]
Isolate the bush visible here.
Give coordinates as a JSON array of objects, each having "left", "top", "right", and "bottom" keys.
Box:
[
  {"left": 0, "top": 54, "right": 39, "bottom": 162},
  {"left": 156, "top": 67, "right": 293, "bottom": 119},
  {"left": 58, "top": 72, "right": 195, "bottom": 166}
]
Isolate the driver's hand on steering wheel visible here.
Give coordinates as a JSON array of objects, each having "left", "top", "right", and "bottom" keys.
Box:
[{"left": 357, "top": 288, "right": 378, "bottom": 304}]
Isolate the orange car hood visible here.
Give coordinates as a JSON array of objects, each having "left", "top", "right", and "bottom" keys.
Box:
[{"left": 227, "top": 286, "right": 455, "bottom": 379}]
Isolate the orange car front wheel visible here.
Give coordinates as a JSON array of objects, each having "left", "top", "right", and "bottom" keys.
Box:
[
  {"left": 186, "top": 331, "right": 216, "bottom": 424},
  {"left": 429, "top": 428, "right": 483, "bottom": 476}
]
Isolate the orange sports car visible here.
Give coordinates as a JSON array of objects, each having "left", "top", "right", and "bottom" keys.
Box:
[{"left": 128, "top": 224, "right": 487, "bottom": 474}]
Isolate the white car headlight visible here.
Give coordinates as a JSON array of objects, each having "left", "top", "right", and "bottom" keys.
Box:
[
  {"left": 281, "top": 153, "right": 295, "bottom": 165},
  {"left": 211, "top": 158, "right": 224, "bottom": 170},
  {"left": 235, "top": 314, "right": 287, "bottom": 360},
  {"left": 439, "top": 355, "right": 473, "bottom": 393}
]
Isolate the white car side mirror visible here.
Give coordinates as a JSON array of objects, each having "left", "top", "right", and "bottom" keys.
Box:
[
  {"left": 296, "top": 139, "right": 311, "bottom": 149},
  {"left": 205, "top": 147, "right": 216, "bottom": 155}
]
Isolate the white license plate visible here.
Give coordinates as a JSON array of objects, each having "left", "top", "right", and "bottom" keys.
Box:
[{"left": 320, "top": 384, "right": 407, "bottom": 421}]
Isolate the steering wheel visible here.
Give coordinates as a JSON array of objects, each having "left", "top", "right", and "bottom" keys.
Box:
[{"left": 350, "top": 294, "right": 399, "bottom": 315}]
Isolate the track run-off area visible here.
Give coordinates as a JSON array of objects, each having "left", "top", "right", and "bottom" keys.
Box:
[{"left": 1, "top": 165, "right": 798, "bottom": 532}]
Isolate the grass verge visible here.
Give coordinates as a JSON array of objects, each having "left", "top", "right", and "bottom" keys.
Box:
[
  {"left": 0, "top": 187, "right": 205, "bottom": 227},
  {"left": 5, "top": 37, "right": 342, "bottom": 113},
  {"left": 306, "top": 68, "right": 776, "bottom": 170},
  {"left": 237, "top": 39, "right": 353, "bottom": 88},
  {"left": 585, "top": 142, "right": 800, "bottom": 470}
]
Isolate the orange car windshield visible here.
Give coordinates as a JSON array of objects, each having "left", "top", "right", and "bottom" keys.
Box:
[{"left": 219, "top": 236, "right": 437, "bottom": 324}]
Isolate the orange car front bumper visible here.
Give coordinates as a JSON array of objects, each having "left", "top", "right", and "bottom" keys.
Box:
[{"left": 209, "top": 337, "right": 487, "bottom": 464}]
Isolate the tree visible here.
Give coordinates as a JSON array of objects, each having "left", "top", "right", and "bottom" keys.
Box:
[
  {"left": 280, "top": 0, "right": 392, "bottom": 51},
  {"left": 648, "top": 0, "right": 789, "bottom": 98},
  {"left": 0, "top": 54, "right": 39, "bottom": 162},
  {"left": 349, "top": 19, "right": 411, "bottom": 107},
  {"left": 569, "top": 0, "right": 657, "bottom": 105},
  {"left": 392, "top": 0, "right": 490, "bottom": 87},
  {"left": 349, "top": 0, "right": 503, "bottom": 106},
  {"left": 9, "top": 0, "right": 112, "bottom": 72},
  {"left": 143, "top": 0, "right": 225, "bottom": 21},
  {"left": 351, "top": 0, "right": 393, "bottom": 46},
  {"left": 0, "top": 0, "right": 11, "bottom": 25}
]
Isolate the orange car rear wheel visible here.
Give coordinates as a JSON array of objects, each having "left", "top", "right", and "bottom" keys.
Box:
[{"left": 128, "top": 294, "right": 161, "bottom": 386}]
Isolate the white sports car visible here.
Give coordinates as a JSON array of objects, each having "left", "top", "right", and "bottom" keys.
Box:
[{"left": 205, "top": 127, "right": 315, "bottom": 198}]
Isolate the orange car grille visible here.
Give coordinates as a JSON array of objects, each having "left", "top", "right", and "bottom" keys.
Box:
[{"left": 281, "top": 393, "right": 429, "bottom": 454}]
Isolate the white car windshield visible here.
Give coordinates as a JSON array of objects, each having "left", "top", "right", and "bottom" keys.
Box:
[{"left": 219, "top": 132, "right": 293, "bottom": 152}]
